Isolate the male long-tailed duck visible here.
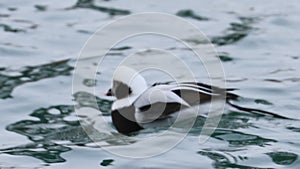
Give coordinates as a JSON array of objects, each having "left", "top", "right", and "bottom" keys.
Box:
[{"left": 106, "top": 66, "right": 289, "bottom": 135}]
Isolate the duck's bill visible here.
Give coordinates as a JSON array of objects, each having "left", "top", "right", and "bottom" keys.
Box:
[{"left": 105, "top": 88, "right": 113, "bottom": 96}]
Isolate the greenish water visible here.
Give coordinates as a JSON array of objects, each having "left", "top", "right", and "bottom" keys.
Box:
[{"left": 0, "top": 0, "right": 300, "bottom": 168}]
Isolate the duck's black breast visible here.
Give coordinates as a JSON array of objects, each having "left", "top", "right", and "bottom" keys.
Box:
[{"left": 111, "top": 105, "right": 143, "bottom": 135}]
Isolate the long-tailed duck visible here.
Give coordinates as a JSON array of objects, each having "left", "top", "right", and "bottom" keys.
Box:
[{"left": 106, "top": 66, "right": 289, "bottom": 135}]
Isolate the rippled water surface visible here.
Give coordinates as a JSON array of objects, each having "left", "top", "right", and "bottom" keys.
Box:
[{"left": 1, "top": 0, "right": 300, "bottom": 168}]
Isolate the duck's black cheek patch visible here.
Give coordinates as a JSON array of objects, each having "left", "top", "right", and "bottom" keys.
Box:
[
  {"left": 111, "top": 105, "right": 143, "bottom": 135},
  {"left": 114, "top": 81, "right": 132, "bottom": 99}
]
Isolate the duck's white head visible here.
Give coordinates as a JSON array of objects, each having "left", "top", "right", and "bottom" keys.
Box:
[{"left": 106, "top": 66, "right": 148, "bottom": 100}]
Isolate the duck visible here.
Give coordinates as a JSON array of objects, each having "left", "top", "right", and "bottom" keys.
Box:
[{"left": 106, "top": 66, "right": 289, "bottom": 135}]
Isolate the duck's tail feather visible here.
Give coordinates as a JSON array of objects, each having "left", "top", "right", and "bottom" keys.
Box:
[{"left": 225, "top": 96, "right": 292, "bottom": 120}]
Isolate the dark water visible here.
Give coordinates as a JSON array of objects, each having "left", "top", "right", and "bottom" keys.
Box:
[{"left": 0, "top": 0, "right": 300, "bottom": 168}]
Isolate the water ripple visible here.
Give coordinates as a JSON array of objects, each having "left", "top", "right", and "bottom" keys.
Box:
[
  {"left": 0, "top": 59, "right": 73, "bottom": 99},
  {"left": 69, "top": 0, "right": 130, "bottom": 16}
]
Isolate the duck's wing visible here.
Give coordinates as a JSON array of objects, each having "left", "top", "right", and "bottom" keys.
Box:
[
  {"left": 133, "top": 82, "right": 236, "bottom": 124},
  {"left": 133, "top": 86, "right": 190, "bottom": 124},
  {"left": 168, "top": 82, "right": 226, "bottom": 106}
]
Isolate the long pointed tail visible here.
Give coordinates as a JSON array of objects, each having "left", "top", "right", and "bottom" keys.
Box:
[{"left": 226, "top": 93, "right": 292, "bottom": 120}]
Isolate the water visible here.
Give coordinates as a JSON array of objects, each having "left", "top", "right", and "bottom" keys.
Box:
[{"left": 1, "top": 0, "right": 300, "bottom": 168}]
